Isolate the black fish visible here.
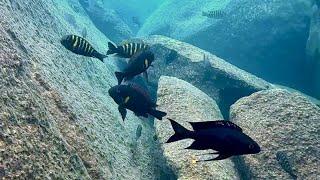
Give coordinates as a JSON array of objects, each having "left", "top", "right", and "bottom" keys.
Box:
[
  {"left": 61, "top": 35, "right": 107, "bottom": 62},
  {"left": 136, "top": 124, "right": 142, "bottom": 141},
  {"left": 107, "top": 42, "right": 149, "bottom": 58},
  {"left": 108, "top": 83, "right": 167, "bottom": 121},
  {"left": 202, "top": 10, "right": 226, "bottom": 19},
  {"left": 166, "top": 119, "right": 261, "bottom": 161},
  {"left": 276, "top": 151, "right": 297, "bottom": 180},
  {"left": 115, "top": 50, "right": 154, "bottom": 85}
]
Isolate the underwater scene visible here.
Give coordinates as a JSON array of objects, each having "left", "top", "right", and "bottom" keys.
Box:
[{"left": 0, "top": 0, "right": 319, "bottom": 179}]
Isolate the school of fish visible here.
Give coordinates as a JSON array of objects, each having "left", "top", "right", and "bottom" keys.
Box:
[{"left": 60, "top": 34, "right": 261, "bottom": 162}]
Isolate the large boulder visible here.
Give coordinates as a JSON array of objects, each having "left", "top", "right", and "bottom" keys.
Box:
[
  {"left": 138, "top": 35, "right": 272, "bottom": 117},
  {"left": 139, "top": 0, "right": 314, "bottom": 97},
  {"left": 230, "top": 89, "right": 320, "bottom": 179},
  {"left": 306, "top": 3, "right": 320, "bottom": 99},
  {"left": 79, "top": 0, "right": 133, "bottom": 43},
  {"left": 156, "top": 76, "right": 239, "bottom": 179},
  {"left": 0, "top": 0, "right": 169, "bottom": 179}
]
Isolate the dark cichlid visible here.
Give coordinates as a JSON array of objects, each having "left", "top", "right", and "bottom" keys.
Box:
[
  {"left": 61, "top": 35, "right": 107, "bottom": 62},
  {"left": 108, "top": 83, "right": 167, "bottom": 121},
  {"left": 166, "top": 119, "right": 261, "bottom": 161},
  {"left": 202, "top": 10, "right": 226, "bottom": 19},
  {"left": 276, "top": 151, "right": 297, "bottom": 180},
  {"left": 115, "top": 50, "right": 155, "bottom": 85},
  {"left": 135, "top": 124, "right": 142, "bottom": 141},
  {"left": 107, "top": 42, "right": 149, "bottom": 58}
]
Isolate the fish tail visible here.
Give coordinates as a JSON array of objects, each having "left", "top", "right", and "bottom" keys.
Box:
[
  {"left": 115, "top": 72, "right": 125, "bottom": 85},
  {"left": 107, "top": 42, "right": 118, "bottom": 55},
  {"left": 149, "top": 109, "right": 167, "bottom": 120},
  {"left": 166, "top": 118, "right": 192, "bottom": 143}
]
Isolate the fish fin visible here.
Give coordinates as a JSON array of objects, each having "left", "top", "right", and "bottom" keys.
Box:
[
  {"left": 143, "top": 71, "right": 149, "bottom": 83},
  {"left": 107, "top": 42, "right": 118, "bottom": 55},
  {"left": 149, "top": 109, "right": 166, "bottom": 120},
  {"left": 189, "top": 120, "right": 242, "bottom": 132},
  {"left": 115, "top": 72, "right": 125, "bottom": 85},
  {"left": 197, "top": 153, "right": 232, "bottom": 162},
  {"left": 185, "top": 140, "right": 207, "bottom": 150},
  {"left": 96, "top": 53, "right": 107, "bottom": 62},
  {"left": 118, "top": 106, "right": 127, "bottom": 121},
  {"left": 166, "top": 118, "right": 191, "bottom": 143}
]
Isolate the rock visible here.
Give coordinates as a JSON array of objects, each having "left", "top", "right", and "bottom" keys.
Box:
[
  {"left": 139, "top": 35, "right": 272, "bottom": 117},
  {"left": 0, "top": 0, "right": 169, "bottom": 179},
  {"left": 156, "top": 76, "right": 239, "bottom": 180},
  {"left": 306, "top": 3, "right": 320, "bottom": 99},
  {"left": 79, "top": 0, "right": 133, "bottom": 43},
  {"left": 139, "top": 0, "right": 314, "bottom": 97},
  {"left": 230, "top": 89, "right": 320, "bottom": 179},
  {"left": 274, "top": 84, "right": 320, "bottom": 106},
  {"left": 103, "top": 0, "right": 164, "bottom": 33}
]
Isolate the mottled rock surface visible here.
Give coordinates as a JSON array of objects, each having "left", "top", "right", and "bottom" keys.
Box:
[
  {"left": 156, "top": 76, "right": 239, "bottom": 180},
  {"left": 139, "top": 35, "right": 272, "bottom": 117},
  {"left": 0, "top": 0, "right": 165, "bottom": 179},
  {"left": 230, "top": 89, "right": 320, "bottom": 179}
]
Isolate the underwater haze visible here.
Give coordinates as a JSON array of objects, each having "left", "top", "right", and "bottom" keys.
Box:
[{"left": 0, "top": 0, "right": 319, "bottom": 179}]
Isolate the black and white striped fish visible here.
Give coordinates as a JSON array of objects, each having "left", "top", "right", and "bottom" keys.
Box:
[
  {"left": 202, "top": 10, "right": 226, "bottom": 19},
  {"left": 107, "top": 42, "right": 149, "bottom": 58},
  {"left": 60, "top": 35, "right": 107, "bottom": 62}
]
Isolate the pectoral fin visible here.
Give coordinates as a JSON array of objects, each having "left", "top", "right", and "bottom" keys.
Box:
[
  {"left": 143, "top": 71, "right": 148, "bottom": 83},
  {"left": 124, "top": 96, "right": 130, "bottom": 104},
  {"left": 118, "top": 106, "right": 127, "bottom": 121},
  {"left": 144, "top": 59, "right": 149, "bottom": 68}
]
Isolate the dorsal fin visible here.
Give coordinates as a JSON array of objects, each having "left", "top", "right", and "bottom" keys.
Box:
[{"left": 189, "top": 120, "right": 242, "bottom": 132}]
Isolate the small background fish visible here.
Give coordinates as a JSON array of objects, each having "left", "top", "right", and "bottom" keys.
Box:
[
  {"left": 135, "top": 124, "right": 142, "bottom": 141},
  {"left": 202, "top": 10, "right": 226, "bottom": 19},
  {"left": 276, "top": 151, "right": 297, "bottom": 180}
]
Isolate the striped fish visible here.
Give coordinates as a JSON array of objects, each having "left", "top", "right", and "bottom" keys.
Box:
[
  {"left": 202, "top": 10, "right": 226, "bottom": 19},
  {"left": 60, "top": 35, "right": 107, "bottom": 62},
  {"left": 107, "top": 42, "right": 149, "bottom": 58}
]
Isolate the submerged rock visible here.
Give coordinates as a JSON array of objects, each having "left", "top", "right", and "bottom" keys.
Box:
[
  {"left": 79, "top": 0, "right": 133, "bottom": 43},
  {"left": 139, "top": 35, "right": 272, "bottom": 117},
  {"left": 230, "top": 89, "right": 320, "bottom": 179},
  {"left": 140, "top": 0, "right": 314, "bottom": 96},
  {"left": 0, "top": 0, "right": 164, "bottom": 179},
  {"left": 306, "top": 3, "right": 320, "bottom": 99},
  {"left": 156, "top": 76, "right": 239, "bottom": 179}
]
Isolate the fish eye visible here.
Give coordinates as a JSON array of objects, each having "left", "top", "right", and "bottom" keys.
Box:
[{"left": 249, "top": 144, "right": 255, "bottom": 149}]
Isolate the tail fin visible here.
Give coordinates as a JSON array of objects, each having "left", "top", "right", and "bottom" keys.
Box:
[
  {"left": 107, "top": 42, "right": 118, "bottom": 55},
  {"left": 166, "top": 118, "right": 191, "bottom": 143},
  {"left": 149, "top": 109, "right": 167, "bottom": 120},
  {"left": 96, "top": 53, "right": 107, "bottom": 62},
  {"left": 115, "top": 72, "right": 125, "bottom": 85}
]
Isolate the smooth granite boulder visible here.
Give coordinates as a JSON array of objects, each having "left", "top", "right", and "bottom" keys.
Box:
[
  {"left": 230, "top": 89, "right": 320, "bottom": 179},
  {"left": 136, "top": 35, "right": 272, "bottom": 117},
  {"left": 139, "top": 0, "right": 314, "bottom": 96},
  {"left": 156, "top": 76, "right": 240, "bottom": 180},
  {"left": 0, "top": 0, "right": 169, "bottom": 179},
  {"left": 79, "top": 0, "right": 133, "bottom": 43},
  {"left": 306, "top": 3, "right": 320, "bottom": 99}
]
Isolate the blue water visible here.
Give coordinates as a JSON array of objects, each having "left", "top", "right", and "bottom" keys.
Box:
[{"left": 1, "top": 0, "right": 319, "bottom": 179}]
